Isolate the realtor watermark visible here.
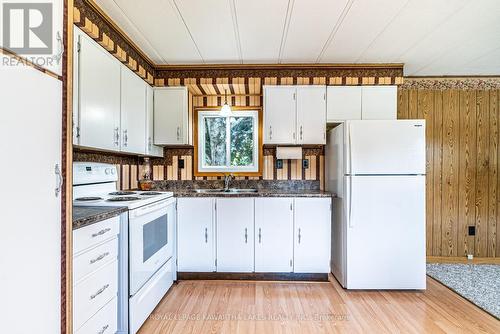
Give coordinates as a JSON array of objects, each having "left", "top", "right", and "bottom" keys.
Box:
[{"left": 2, "top": 2, "right": 62, "bottom": 66}]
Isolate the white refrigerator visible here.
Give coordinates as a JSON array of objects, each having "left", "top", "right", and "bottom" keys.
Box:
[{"left": 326, "top": 120, "right": 426, "bottom": 290}]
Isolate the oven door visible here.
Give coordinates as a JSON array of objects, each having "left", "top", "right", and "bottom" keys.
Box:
[{"left": 129, "top": 198, "right": 175, "bottom": 295}]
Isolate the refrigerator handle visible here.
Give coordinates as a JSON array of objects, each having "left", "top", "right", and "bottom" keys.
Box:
[
  {"left": 347, "top": 176, "right": 353, "bottom": 228},
  {"left": 348, "top": 123, "right": 353, "bottom": 175}
]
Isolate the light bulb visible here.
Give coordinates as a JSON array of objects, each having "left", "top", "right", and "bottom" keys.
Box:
[{"left": 220, "top": 102, "right": 232, "bottom": 116}]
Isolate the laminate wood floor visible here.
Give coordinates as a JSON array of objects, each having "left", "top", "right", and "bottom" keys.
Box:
[{"left": 138, "top": 276, "right": 500, "bottom": 334}]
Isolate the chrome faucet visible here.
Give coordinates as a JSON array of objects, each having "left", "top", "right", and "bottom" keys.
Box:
[{"left": 224, "top": 174, "right": 234, "bottom": 191}]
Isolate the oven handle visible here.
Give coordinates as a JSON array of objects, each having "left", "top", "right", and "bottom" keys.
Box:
[{"left": 131, "top": 199, "right": 174, "bottom": 218}]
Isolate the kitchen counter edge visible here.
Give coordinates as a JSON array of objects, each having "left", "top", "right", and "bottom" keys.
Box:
[
  {"left": 173, "top": 191, "right": 335, "bottom": 198},
  {"left": 73, "top": 206, "right": 128, "bottom": 230}
]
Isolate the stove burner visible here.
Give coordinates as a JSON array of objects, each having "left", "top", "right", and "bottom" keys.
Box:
[
  {"left": 109, "top": 191, "right": 137, "bottom": 196},
  {"left": 139, "top": 192, "right": 162, "bottom": 196},
  {"left": 107, "top": 196, "right": 142, "bottom": 202},
  {"left": 75, "top": 197, "right": 103, "bottom": 201}
]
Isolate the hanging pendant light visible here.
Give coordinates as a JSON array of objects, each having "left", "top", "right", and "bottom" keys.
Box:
[{"left": 220, "top": 89, "right": 232, "bottom": 116}]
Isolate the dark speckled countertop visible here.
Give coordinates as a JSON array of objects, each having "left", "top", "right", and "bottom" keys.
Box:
[
  {"left": 174, "top": 190, "right": 334, "bottom": 198},
  {"left": 73, "top": 206, "right": 127, "bottom": 230}
]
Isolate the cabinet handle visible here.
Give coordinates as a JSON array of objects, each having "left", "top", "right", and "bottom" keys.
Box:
[
  {"left": 89, "top": 252, "right": 110, "bottom": 264},
  {"left": 258, "top": 228, "right": 262, "bottom": 244},
  {"left": 204, "top": 227, "right": 208, "bottom": 243},
  {"left": 97, "top": 324, "right": 109, "bottom": 334},
  {"left": 123, "top": 129, "right": 128, "bottom": 147},
  {"left": 54, "top": 164, "right": 63, "bottom": 198},
  {"left": 269, "top": 126, "right": 272, "bottom": 140},
  {"left": 298, "top": 228, "right": 301, "bottom": 244},
  {"left": 90, "top": 284, "right": 109, "bottom": 300},
  {"left": 299, "top": 125, "right": 303, "bottom": 141},
  {"left": 244, "top": 228, "right": 248, "bottom": 244},
  {"left": 114, "top": 127, "right": 119, "bottom": 146},
  {"left": 176, "top": 127, "right": 180, "bottom": 141},
  {"left": 91, "top": 228, "right": 111, "bottom": 238},
  {"left": 148, "top": 136, "right": 152, "bottom": 150}
]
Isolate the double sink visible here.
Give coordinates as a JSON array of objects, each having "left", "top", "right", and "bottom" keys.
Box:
[{"left": 193, "top": 188, "right": 258, "bottom": 194}]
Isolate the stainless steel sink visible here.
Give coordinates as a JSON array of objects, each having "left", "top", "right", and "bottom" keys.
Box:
[{"left": 193, "top": 188, "right": 258, "bottom": 194}]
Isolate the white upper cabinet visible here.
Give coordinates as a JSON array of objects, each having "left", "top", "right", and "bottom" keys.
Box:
[
  {"left": 145, "top": 85, "right": 164, "bottom": 157},
  {"left": 263, "top": 86, "right": 296, "bottom": 144},
  {"left": 154, "top": 87, "right": 188, "bottom": 145},
  {"left": 120, "top": 67, "right": 146, "bottom": 154},
  {"left": 216, "top": 198, "right": 254, "bottom": 272},
  {"left": 327, "top": 86, "right": 362, "bottom": 121},
  {"left": 294, "top": 198, "right": 331, "bottom": 273},
  {"left": 327, "top": 85, "right": 397, "bottom": 122},
  {"left": 264, "top": 85, "right": 326, "bottom": 145},
  {"left": 255, "top": 198, "right": 294, "bottom": 273},
  {"left": 361, "top": 86, "right": 397, "bottom": 120},
  {"left": 77, "top": 29, "right": 121, "bottom": 151},
  {"left": 296, "top": 86, "right": 326, "bottom": 144},
  {"left": 177, "top": 198, "right": 216, "bottom": 272}
]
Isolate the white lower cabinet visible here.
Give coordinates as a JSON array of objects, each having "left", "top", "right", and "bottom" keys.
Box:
[
  {"left": 216, "top": 198, "right": 254, "bottom": 272},
  {"left": 294, "top": 198, "right": 332, "bottom": 273},
  {"left": 255, "top": 198, "right": 294, "bottom": 272},
  {"left": 177, "top": 198, "right": 216, "bottom": 272}
]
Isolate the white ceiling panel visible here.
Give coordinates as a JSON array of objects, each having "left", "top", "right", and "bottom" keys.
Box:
[
  {"left": 235, "top": 0, "right": 289, "bottom": 63},
  {"left": 280, "top": 0, "right": 350, "bottom": 63},
  {"left": 173, "top": 0, "right": 240, "bottom": 63},
  {"left": 320, "top": 0, "right": 409, "bottom": 62},
  {"left": 403, "top": 0, "right": 500, "bottom": 75},
  {"left": 356, "top": 0, "right": 468, "bottom": 63}
]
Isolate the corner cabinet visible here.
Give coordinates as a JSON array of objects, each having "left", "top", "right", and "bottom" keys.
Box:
[
  {"left": 327, "top": 85, "right": 397, "bottom": 122},
  {"left": 154, "top": 87, "right": 189, "bottom": 145},
  {"left": 145, "top": 85, "right": 164, "bottom": 157},
  {"left": 263, "top": 85, "right": 326, "bottom": 145}
]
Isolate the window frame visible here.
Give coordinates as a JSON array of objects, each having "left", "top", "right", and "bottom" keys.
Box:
[{"left": 194, "top": 106, "right": 263, "bottom": 177}]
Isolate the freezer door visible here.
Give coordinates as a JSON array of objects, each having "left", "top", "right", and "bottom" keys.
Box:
[
  {"left": 346, "top": 120, "right": 425, "bottom": 175},
  {"left": 346, "top": 175, "right": 426, "bottom": 289}
]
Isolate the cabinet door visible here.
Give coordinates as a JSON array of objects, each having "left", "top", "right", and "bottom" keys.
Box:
[
  {"left": 216, "top": 198, "right": 254, "bottom": 272},
  {"left": 327, "top": 86, "right": 362, "bottom": 121},
  {"left": 361, "top": 86, "right": 397, "bottom": 120},
  {"left": 145, "top": 85, "right": 164, "bottom": 157},
  {"left": 297, "top": 86, "right": 326, "bottom": 144},
  {"left": 177, "top": 198, "right": 215, "bottom": 272},
  {"left": 294, "top": 198, "right": 331, "bottom": 273},
  {"left": 154, "top": 87, "right": 188, "bottom": 145},
  {"left": 263, "top": 86, "right": 296, "bottom": 144},
  {"left": 121, "top": 67, "right": 146, "bottom": 154},
  {"left": 255, "top": 198, "right": 294, "bottom": 272},
  {"left": 78, "top": 32, "right": 121, "bottom": 150}
]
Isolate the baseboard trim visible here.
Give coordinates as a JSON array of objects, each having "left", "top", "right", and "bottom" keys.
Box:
[
  {"left": 177, "top": 272, "right": 329, "bottom": 282},
  {"left": 427, "top": 256, "right": 500, "bottom": 264}
]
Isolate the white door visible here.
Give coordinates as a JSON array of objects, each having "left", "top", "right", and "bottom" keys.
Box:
[
  {"left": 361, "top": 86, "right": 397, "bottom": 120},
  {"left": 294, "top": 198, "right": 331, "bottom": 273},
  {"left": 216, "top": 198, "right": 254, "bottom": 272},
  {"left": 296, "top": 86, "right": 326, "bottom": 144},
  {"left": 346, "top": 176, "right": 426, "bottom": 289},
  {"left": 255, "top": 198, "right": 294, "bottom": 272},
  {"left": 121, "top": 67, "right": 146, "bottom": 154},
  {"left": 145, "top": 85, "right": 163, "bottom": 157},
  {"left": 177, "top": 198, "right": 215, "bottom": 272},
  {"left": 346, "top": 120, "right": 426, "bottom": 175},
  {"left": 154, "top": 87, "right": 188, "bottom": 145},
  {"left": 0, "top": 60, "right": 61, "bottom": 334},
  {"left": 263, "top": 86, "right": 296, "bottom": 144},
  {"left": 326, "top": 86, "right": 362, "bottom": 121},
  {"left": 78, "top": 31, "right": 121, "bottom": 150}
]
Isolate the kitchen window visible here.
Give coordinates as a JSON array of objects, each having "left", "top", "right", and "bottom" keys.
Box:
[{"left": 195, "top": 108, "right": 262, "bottom": 175}]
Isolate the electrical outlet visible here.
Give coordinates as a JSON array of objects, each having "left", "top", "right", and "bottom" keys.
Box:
[
  {"left": 178, "top": 159, "right": 185, "bottom": 169},
  {"left": 302, "top": 159, "right": 309, "bottom": 169},
  {"left": 276, "top": 159, "right": 283, "bottom": 169},
  {"left": 468, "top": 226, "right": 476, "bottom": 236},
  {"left": 467, "top": 254, "right": 474, "bottom": 260}
]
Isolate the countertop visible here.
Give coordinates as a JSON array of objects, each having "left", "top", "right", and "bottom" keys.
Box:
[
  {"left": 73, "top": 206, "right": 127, "bottom": 230},
  {"left": 173, "top": 190, "right": 334, "bottom": 198}
]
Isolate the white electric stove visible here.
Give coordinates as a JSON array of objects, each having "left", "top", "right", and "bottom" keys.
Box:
[{"left": 73, "top": 162, "right": 176, "bottom": 334}]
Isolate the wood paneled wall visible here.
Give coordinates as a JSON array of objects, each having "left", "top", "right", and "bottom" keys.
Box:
[{"left": 398, "top": 87, "right": 500, "bottom": 257}]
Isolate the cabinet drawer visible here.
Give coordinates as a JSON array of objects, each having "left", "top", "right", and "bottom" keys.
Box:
[
  {"left": 75, "top": 296, "right": 117, "bottom": 334},
  {"left": 74, "top": 260, "right": 118, "bottom": 331},
  {"left": 74, "top": 216, "right": 120, "bottom": 254},
  {"left": 74, "top": 238, "right": 118, "bottom": 284}
]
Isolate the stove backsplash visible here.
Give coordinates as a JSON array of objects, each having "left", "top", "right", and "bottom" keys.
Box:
[{"left": 73, "top": 145, "right": 325, "bottom": 191}]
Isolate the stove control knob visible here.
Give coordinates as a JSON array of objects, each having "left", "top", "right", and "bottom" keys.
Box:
[
  {"left": 111, "top": 168, "right": 116, "bottom": 175},
  {"left": 105, "top": 168, "right": 111, "bottom": 175}
]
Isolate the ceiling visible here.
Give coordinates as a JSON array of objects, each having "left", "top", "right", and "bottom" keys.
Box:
[{"left": 94, "top": 0, "right": 500, "bottom": 76}]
